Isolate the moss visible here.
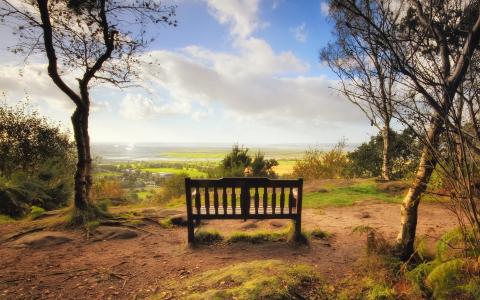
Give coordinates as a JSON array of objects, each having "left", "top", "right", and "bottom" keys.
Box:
[
  {"left": 159, "top": 218, "right": 173, "bottom": 228},
  {"left": 29, "top": 205, "right": 46, "bottom": 220},
  {"left": 67, "top": 203, "right": 110, "bottom": 228},
  {"left": 0, "top": 214, "right": 14, "bottom": 224},
  {"left": 159, "top": 260, "right": 326, "bottom": 299},
  {"left": 426, "top": 258, "right": 467, "bottom": 299},
  {"left": 194, "top": 229, "right": 223, "bottom": 244}
]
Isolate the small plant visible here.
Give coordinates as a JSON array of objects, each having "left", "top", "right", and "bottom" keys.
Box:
[
  {"left": 29, "top": 205, "right": 46, "bottom": 220},
  {"left": 310, "top": 228, "right": 331, "bottom": 239},
  {"left": 195, "top": 230, "right": 223, "bottom": 244}
]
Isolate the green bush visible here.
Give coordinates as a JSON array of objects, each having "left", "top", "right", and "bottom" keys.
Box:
[{"left": 293, "top": 141, "right": 348, "bottom": 180}]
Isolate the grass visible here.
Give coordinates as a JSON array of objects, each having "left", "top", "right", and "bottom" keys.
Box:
[
  {"left": 194, "top": 229, "right": 223, "bottom": 244},
  {"left": 303, "top": 179, "right": 402, "bottom": 208},
  {"left": 0, "top": 214, "right": 15, "bottom": 224},
  {"left": 155, "top": 260, "right": 326, "bottom": 299},
  {"left": 139, "top": 167, "right": 206, "bottom": 177},
  {"left": 228, "top": 230, "right": 289, "bottom": 243}
]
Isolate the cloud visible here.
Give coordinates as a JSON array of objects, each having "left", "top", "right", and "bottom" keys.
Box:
[
  {"left": 204, "top": 0, "right": 266, "bottom": 38},
  {"left": 320, "top": 1, "right": 330, "bottom": 16},
  {"left": 290, "top": 23, "right": 308, "bottom": 43},
  {"left": 119, "top": 93, "right": 192, "bottom": 120},
  {"left": 138, "top": 49, "right": 364, "bottom": 127},
  {"left": 0, "top": 64, "right": 74, "bottom": 112}
]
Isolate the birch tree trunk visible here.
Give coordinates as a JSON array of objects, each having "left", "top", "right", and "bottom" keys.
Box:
[
  {"left": 396, "top": 115, "right": 442, "bottom": 260},
  {"left": 381, "top": 125, "right": 391, "bottom": 181}
]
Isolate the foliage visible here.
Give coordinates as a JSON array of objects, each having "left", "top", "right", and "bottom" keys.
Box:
[
  {"left": 90, "top": 179, "right": 126, "bottom": 204},
  {"left": 153, "top": 173, "right": 187, "bottom": 204},
  {"left": 0, "top": 161, "right": 74, "bottom": 217},
  {"left": 293, "top": 142, "right": 348, "bottom": 180},
  {"left": 0, "top": 101, "right": 75, "bottom": 177},
  {"left": 216, "top": 145, "right": 279, "bottom": 178},
  {"left": 346, "top": 129, "right": 421, "bottom": 179}
]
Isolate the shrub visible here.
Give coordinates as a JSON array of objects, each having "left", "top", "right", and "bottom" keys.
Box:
[{"left": 293, "top": 141, "right": 348, "bottom": 180}]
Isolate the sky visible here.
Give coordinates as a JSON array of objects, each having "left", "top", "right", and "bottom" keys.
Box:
[{"left": 0, "top": 0, "right": 376, "bottom": 146}]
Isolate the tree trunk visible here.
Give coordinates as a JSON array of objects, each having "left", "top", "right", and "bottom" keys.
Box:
[
  {"left": 381, "top": 125, "right": 391, "bottom": 181},
  {"left": 396, "top": 115, "right": 443, "bottom": 260},
  {"left": 71, "top": 105, "right": 92, "bottom": 210}
]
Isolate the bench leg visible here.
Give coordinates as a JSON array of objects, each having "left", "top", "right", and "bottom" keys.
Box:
[
  {"left": 294, "top": 215, "right": 302, "bottom": 241},
  {"left": 187, "top": 216, "right": 195, "bottom": 245}
]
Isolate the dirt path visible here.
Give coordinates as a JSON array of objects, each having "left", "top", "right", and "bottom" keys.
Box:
[{"left": 0, "top": 202, "right": 457, "bottom": 299}]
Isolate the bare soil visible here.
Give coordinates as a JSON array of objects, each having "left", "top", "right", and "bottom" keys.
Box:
[{"left": 0, "top": 201, "right": 457, "bottom": 299}]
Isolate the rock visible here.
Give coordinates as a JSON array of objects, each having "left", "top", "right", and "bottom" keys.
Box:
[
  {"left": 269, "top": 220, "right": 287, "bottom": 228},
  {"left": 11, "top": 231, "right": 73, "bottom": 249},
  {"left": 169, "top": 214, "right": 188, "bottom": 227},
  {"left": 316, "top": 188, "right": 329, "bottom": 193},
  {"left": 356, "top": 211, "right": 371, "bottom": 219},
  {"left": 93, "top": 226, "right": 138, "bottom": 241},
  {"left": 240, "top": 221, "right": 258, "bottom": 229}
]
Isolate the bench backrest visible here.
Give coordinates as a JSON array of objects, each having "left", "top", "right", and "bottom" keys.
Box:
[{"left": 185, "top": 177, "right": 303, "bottom": 220}]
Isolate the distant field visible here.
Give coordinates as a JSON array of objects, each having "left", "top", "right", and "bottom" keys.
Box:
[
  {"left": 140, "top": 167, "right": 206, "bottom": 178},
  {"left": 94, "top": 171, "right": 122, "bottom": 178}
]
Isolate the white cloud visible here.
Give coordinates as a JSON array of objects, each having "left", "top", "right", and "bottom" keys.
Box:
[
  {"left": 320, "top": 1, "right": 330, "bottom": 16},
  {"left": 290, "top": 23, "right": 308, "bottom": 43},
  {"left": 137, "top": 49, "right": 364, "bottom": 127},
  {"left": 0, "top": 64, "right": 74, "bottom": 112},
  {"left": 204, "top": 0, "right": 266, "bottom": 38},
  {"left": 119, "top": 93, "right": 192, "bottom": 120}
]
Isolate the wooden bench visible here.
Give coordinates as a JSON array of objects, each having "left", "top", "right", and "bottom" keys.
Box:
[{"left": 184, "top": 177, "right": 303, "bottom": 244}]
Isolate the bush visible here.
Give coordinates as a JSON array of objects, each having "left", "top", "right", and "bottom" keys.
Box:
[
  {"left": 153, "top": 173, "right": 187, "bottom": 204},
  {"left": 215, "top": 145, "right": 278, "bottom": 178},
  {"left": 345, "top": 128, "right": 420, "bottom": 179},
  {"left": 293, "top": 142, "right": 348, "bottom": 180}
]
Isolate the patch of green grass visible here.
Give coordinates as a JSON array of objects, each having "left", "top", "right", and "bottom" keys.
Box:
[
  {"left": 93, "top": 171, "right": 122, "bottom": 178},
  {"left": 303, "top": 180, "right": 402, "bottom": 208},
  {"left": 273, "top": 159, "right": 296, "bottom": 175},
  {"left": 194, "top": 229, "right": 223, "bottom": 244},
  {"left": 228, "top": 231, "right": 288, "bottom": 243},
  {"left": 140, "top": 167, "right": 206, "bottom": 178},
  {"left": 157, "top": 260, "right": 326, "bottom": 299}
]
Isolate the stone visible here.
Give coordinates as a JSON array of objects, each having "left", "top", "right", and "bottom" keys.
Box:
[
  {"left": 11, "top": 231, "right": 73, "bottom": 249},
  {"left": 93, "top": 226, "right": 138, "bottom": 241}
]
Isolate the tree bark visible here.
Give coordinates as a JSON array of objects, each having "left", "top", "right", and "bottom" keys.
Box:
[
  {"left": 381, "top": 125, "right": 391, "bottom": 181},
  {"left": 396, "top": 115, "right": 442, "bottom": 260},
  {"left": 71, "top": 105, "right": 92, "bottom": 210}
]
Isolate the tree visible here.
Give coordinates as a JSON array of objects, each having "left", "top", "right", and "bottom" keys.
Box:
[
  {"left": 322, "top": 2, "right": 398, "bottom": 181},
  {"left": 218, "top": 145, "right": 278, "bottom": 178},
  {"left": 0, "top": 100, "right": 75, "bottom": 216},
  {"left": 250, "top": 151, "right": 279, "bottom": 177},
  {"left": 0, "top": 99, "right": 74, "bottom": 177},
  {"left": 0, "top": 1, "right": 177, "bottom": 218},
  {"left": 331, "top": 0, "right": 480, "bottom": 259},
  {"left": 346, "top": 128, "right": 420, "bottom": 179},
  {"left": 220, "top": 144, "right": 252, "bottom": 177}
]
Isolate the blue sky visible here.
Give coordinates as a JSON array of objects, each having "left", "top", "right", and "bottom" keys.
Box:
[{"left": 0, "top": 0, "right": 375, "bottom": 145}]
